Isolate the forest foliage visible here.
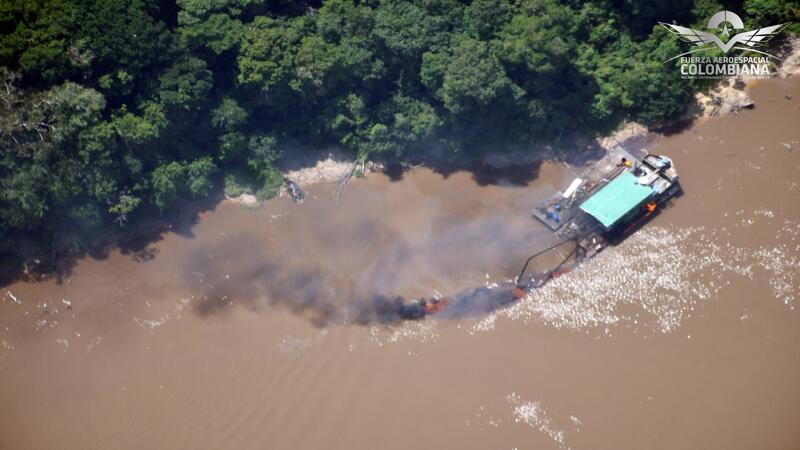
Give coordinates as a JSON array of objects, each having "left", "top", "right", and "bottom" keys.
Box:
[{"left": 0, "top": 0, "right": 797, "bottom": 264}]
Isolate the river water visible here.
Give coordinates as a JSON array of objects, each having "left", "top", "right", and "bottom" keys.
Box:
[{"left": 1, "top": 77, "right": 799, "bottom": 450}]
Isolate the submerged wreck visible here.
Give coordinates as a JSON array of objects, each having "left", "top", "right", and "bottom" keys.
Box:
[{"left": 412, "top": 147, "right": 682, "bottom": 320}]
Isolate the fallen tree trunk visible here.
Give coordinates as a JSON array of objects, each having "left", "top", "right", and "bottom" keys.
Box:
[{"left": 334, "top": 160, "right": 360, "bottom": 205}]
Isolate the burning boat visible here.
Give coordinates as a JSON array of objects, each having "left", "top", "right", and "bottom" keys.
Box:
[{"left": 413, "top": 147, "right": 681, "bottom": 320}]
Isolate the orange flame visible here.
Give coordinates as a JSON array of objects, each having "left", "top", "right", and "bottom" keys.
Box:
[{"left": 423, "top": 298, "right": 448, "bottom": 314}]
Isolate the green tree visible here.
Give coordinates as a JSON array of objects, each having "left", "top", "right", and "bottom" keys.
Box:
[
  {"left": 246, "top": 134, "right": 282, "bottom": 198},
  {"left": 184, "top": 157, "right": 216, "bottom": 197},
  {"left": 151, "top": 161, "right": 184, "bottom": 210},
  {"left": 743, "top": 0, "right": 800, "bottom": 33},
  {"left": 237, "top": 16, "right": 311, "bottom": 95},
  {"left": 330, "top": 93, "right": 370, "bottom": 155},
  {"left": 292, "top": 35, "right": 340, "bottom": 94},
  {"left": 440, "top": 37, "right": 518, "bottom": 117},
  {"left": 211, "top": 97, "right": 248, "bottom": 131},
  {"left": 150, "top": 156, "right": 217, "bottom": 210},
  {"left": 372, "top": 2, "right": 450, "bottom": 62},
  {"left": 0, "top": 75, "right": 105, "bottom": 231},
  {"left": 464, "top": 0, "right": 514, "bottom": 40},
  {"left": 159, "top": 56, "right": 214, "bottom": 111},
  {"left": 177, "top": 0, "right": 246, "bottom": 54}
]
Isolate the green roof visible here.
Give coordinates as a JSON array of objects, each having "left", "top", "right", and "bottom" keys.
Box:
[{"left": 579, "top": 172, "right": 653, "bottom": 229}]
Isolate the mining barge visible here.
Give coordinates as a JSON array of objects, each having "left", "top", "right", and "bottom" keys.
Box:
[
  {"left": 404, "top": 146, "right": 681, "bottom": 320},
  {"left": 531, "top": 146, "right": 681, "bottom": 259}
]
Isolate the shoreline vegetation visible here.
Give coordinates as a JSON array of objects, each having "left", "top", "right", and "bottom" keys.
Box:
[
  {"left": 1, "top": 1, "right": 798, "bottom": 282},
  {"left": 233, "top": 36, "right": 800, "bottom": 204}
]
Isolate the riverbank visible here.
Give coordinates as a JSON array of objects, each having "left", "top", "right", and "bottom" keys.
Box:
[
  {"left": 692, "top": 37, "right": 800, "bottom": 118},
  {"left": 232, "top": 37, "right": 800, "bottom": 205}
]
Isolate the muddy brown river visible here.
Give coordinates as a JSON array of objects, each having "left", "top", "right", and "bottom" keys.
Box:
[{"left": 2, "top": 77, "right": 800, "bottom": 450}]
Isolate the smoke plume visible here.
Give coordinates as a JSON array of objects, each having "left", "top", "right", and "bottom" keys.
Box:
[{"left": 183, "top": 238, "right": 525, "bottom": 327}]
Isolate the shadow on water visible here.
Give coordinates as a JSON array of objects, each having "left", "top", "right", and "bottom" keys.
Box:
[
  {"left": 0, "top": 192, "right": 222, "bottom": 288},
  {"left": 654, "top": 117, "right": 697, "bottom": 137},
  {"left": 382, "top": 162, "right": 406, "bottom": 182},
  {"left": 380, "top": 159, "right": 546, "bottom": 187},
  {"left": 419, "top": 138, "right": 607, "bottom": 186},
  {"left": 471, "top": 161, "right": 543, "bottom": 186}
]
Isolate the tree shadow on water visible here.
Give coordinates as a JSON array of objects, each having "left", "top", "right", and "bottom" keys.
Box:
[
  {"left": 382, "top": 137, "right": 608, "bottom": 187},
  {"left": 469, "top": 160, "right": 543, "bottom": 186},
  {"left": 0, "top": 192, "right": 222, "bottom": 289}
]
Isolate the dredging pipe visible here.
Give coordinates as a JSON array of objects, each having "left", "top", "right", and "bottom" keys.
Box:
[{"left": 515, "top": 237, "right": 576, "bottom": 285}]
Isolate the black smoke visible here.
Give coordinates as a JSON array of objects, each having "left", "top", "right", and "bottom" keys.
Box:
[
  {"left": 182, "top": 232, "right": 531, "bottom": 328},
  {"left": 438, "top": 284, "right": 521, "bottom": 319},
  {"left": 185, "top": 258, "right": 524, "bottom": 327}
]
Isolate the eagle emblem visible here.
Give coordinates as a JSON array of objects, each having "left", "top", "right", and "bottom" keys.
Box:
[{"left": 660, "top": 10, "right": 790, "bottom": 62}]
